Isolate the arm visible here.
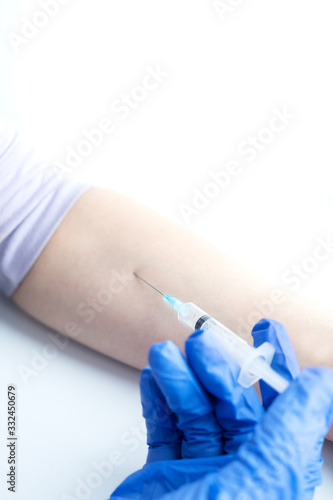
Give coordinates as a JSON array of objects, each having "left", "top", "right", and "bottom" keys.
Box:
[
  {"left": 11, "top": 186, "right": 333, "bottom": 440},
  {"left": 12, "top": 186, "right": 333, "bottom": 372}
]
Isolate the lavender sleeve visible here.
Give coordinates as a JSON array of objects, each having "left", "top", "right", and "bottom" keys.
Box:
[{"left": 0, "top": 114, "right": 91, "bottom": 297}]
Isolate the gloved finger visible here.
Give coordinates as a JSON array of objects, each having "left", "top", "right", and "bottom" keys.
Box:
[
  {"left": 140, "top": 367, "right": 183, "bottom": 463},
  {"left": 236, "top": 367, "right": 333, "bottom": 499},
  {"left": 109, "top": 454, "right": 235, "bottom": 500},
  {"left": 251, "top": 318, "right": 300, "bottom": 409},
  {"left": 185, "top": 329, "right": 264, "bottom": 454},
  {"left": 149, "top": 340, "right": 223, "bottom": 458}
]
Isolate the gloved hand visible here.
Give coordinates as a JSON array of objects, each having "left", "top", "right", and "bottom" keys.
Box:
[{"left": 110, "top": 319, "right": 333, "bottom": 500}]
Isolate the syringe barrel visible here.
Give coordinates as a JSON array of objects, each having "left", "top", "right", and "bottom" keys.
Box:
[
  {"left": 177, "top": 302, "right": 250, "bottom": 365},
  {"left": 177, "top": 302, "right": 290, "bottom": 393},
  {"left": 177, "top": 302, "right": 208, "bottom": 330}
]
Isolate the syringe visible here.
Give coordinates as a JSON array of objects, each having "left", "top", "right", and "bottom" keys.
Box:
[{"left": 135, "top": 273, "right": 290, "bottom": 394}]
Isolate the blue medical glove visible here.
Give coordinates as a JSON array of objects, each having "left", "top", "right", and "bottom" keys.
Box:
[{"left": 110, "top": 319, "right": 333, "bottom": 500}]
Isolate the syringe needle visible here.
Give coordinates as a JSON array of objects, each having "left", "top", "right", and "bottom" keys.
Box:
[{"left": 134, "top": 273, "right": 164, "bottom": 296}]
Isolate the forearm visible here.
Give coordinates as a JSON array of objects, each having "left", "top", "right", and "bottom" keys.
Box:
[{"left": 12, "top": 187, "right": 333, "bottom": 372}]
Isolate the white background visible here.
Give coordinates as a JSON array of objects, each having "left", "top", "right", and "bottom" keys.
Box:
[{"left": 0, "top": 0, "right": 333, "bottom": 499}]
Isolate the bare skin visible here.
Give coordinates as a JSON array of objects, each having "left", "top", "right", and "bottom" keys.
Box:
[{"left": 12, "top": 187, "right": 333, "bottom": 439}]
